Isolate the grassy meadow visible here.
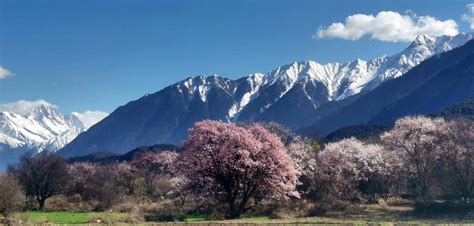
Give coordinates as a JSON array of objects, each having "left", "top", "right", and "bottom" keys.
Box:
[{"left": 6, "top": 202, "right": 473, "bottom": 225}]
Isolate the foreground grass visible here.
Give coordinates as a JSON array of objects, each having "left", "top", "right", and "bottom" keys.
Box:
[
  {"left": 14, "top": 211, "right": 128, "bottom": 224},
  {"left": 9, "top": 203, "right": 473, "bottom": 225},
  {"left": 184, "top": 214, "right": 269, "bottom": 222},
  {"left": 200, "top": 217, "right": 473, "bottom": 225}
]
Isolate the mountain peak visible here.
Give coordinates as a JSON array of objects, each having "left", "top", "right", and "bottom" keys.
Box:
[
  {"left": 412, "top": 34, "right": 436, "bottom": 46},
  {"left": 29, "top": 104, "right": 61, "bottom": 117},
  {"left": 0, "top": 100, "right": 91, "bottom": 158},
  {"left": 408, "top": 33, "right": 474, "bottom": 51},
  {"left": 0, "top": 105, "right": 86, "bottom": 152},
  {"left": 175, "top": 74, "right": 234, "bottom": 102},
  {"left": 0, "top": 99, "right": 58, "bottom": 116}
]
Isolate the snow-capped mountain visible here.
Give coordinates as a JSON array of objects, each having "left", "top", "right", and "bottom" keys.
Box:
[
  {"left": 303, "top": 37, "right": 474, "bottom": 136},
  {"left": 0, "top": 101, "right": 108, "bottom": 170},
  {"left": 59, "top": 33, "right": 473, "bottom": 157},
  {"left": 182, "top": 33, "right": 473, "bottom": 123},
  {"left": 0, "top": 104, "right": 86, "bottom": 152},
  {"left": 363, "top": 33, "right": 474, "bottom": 91},
  {"left": 235, "top": 33, "right": 473, "bottom": 107}
]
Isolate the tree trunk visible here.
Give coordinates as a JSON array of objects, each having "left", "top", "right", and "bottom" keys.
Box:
[
  {"left": 229, "top": 208, "right": 241, "bottom": 219},
  {"left": 228, "top": 199, "right": 250, "bottom": 219},
  {"left": 228, "top": 202, "right": 237, "bottom": 219},
  {"left": 38, "top": 197, "right": 46, "bottom": 210},
  {"left": 228, "top": 200, "right": 243, "bottom": 219}
]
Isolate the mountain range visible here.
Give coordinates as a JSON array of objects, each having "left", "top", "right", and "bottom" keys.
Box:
[
  {"left": 58, "top": 33, "right": 474, "bottom": 157},
  {"left": 0, "top": 105, "right": 83, "bottom": 151},
  {"left": 304, "top": 37, "right": 474, "bottom": 135},
  {"left": 0, "top": 103, "right": 106, "bottom": 170}
]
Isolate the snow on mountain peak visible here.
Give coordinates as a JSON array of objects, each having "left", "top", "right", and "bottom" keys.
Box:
[
  {"left": 227, "top": 73, "right": 267, "bottom": 120},
  {"left": 412, "top": 34, "right": 436, "bottom": 46},
  {"left": 0, "top": 99, "right": 58, "bottom": 116},
  {"left": 362, "top": 33, "right": 473, "bottom": 91},
  {"left": 0, "top": 100, "right": 108, "bottom": 153},
  {"left": 178, "top": 75, "right": 223, "bottom": 102},
  {"left": 198, "top": 33, "right": 474, "bottom": 120}
]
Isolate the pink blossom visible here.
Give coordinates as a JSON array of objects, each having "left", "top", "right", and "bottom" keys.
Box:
[{"left": 175, "top": 120, "right": 299, "bottom": 218}]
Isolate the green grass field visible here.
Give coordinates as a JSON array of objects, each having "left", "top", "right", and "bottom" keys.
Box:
[
  {"left": 9, "top": 208, "right": 473, "bottom": 225},
  {"left": 12, "top": 212, "right": 268, "bottom": 224},
  {"left": 14, "top": 211, "right": 129, "bottom": 224}
]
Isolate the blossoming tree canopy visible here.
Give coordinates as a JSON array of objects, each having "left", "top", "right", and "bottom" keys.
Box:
[
  {"left": 381, "top": 116, "right": 474, "bottom": 199},
  {"left": 175, "top": 120, "right": 299, "bottom": 218}
]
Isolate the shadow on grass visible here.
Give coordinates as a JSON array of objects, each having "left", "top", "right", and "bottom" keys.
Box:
[
  {"left": 404, "top": 201, "right": 474, "bottom": 220},
  {"left": 144, "top": 213, "right": 269, "bottom": 223}
]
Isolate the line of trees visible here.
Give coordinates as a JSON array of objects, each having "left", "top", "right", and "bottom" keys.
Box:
[
  {"left": 287, "top": 116, "right": 473, "bottom": 204},
  {"left": 0, "top": 115, "right": 472, "bottom": 219}
]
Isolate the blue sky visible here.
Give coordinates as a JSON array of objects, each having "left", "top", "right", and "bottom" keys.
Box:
[{"left": 1, "top": 0, "right": 473, "bottom": 114}]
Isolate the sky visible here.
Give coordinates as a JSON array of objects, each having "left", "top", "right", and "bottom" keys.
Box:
[{"left": 1, "top": 0, "right": 474, "bottom": 115}]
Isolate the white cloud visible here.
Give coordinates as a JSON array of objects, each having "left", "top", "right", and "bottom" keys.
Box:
[
  {"left": 316, "top": 11, "right": 459, "bottom": 42},
  {"left": 72, "top": 111, "right": 108, "bottom": 129},
  {"left": 0, "top": 67, "right": 13, "bottom": 79},
  {"left": 0, "top": 99, "right": 58, "bottom": 116},
  {"left": 462, "top": 4, "right": 474, "bottom": 29}
]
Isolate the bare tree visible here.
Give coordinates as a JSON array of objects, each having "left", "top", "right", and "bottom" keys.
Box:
[
  {"left": 68, "top": 162, "right": 120, "bottom": 210},
  {"left": 8, "top": 151, "right": 69, "bottom": 210}
]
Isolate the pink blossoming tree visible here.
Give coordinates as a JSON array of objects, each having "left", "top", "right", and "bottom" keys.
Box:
[
  {"left": 383, "top": 116, "right": 474, "bottom": 200},
  {"left": 175, "top": 120, "right": 299, "bottom": 218},
  {"left": 316, "top": 138, "right": 389, "bottom": 200},
  {"left": 381, "top": 116, "right": 449, "bottom": 199},
  {"left": 437, "top": 118, "right": 474, "bottom": 199},
  {"left": 131, "top": 150, "right": 179, "bottom": 197}
]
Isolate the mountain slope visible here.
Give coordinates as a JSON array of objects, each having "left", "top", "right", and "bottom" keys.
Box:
[
  {"left": 369, "top": 55, "right": 474, "bottom": 123},
  {"left": 437, "top": 97, "right": 474, "bottom": 119},
  {"left": 59, "top": 33, "right": 474, "bottom": 157},
  {"left": 322, "top": 97, "right": 474, "bottom": 144},
  {"left": 307, "top": 39, "right": 474, "bottom": 135},
  {"left": 67, "top": 144, "right": 180, "bottom": 164}
]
